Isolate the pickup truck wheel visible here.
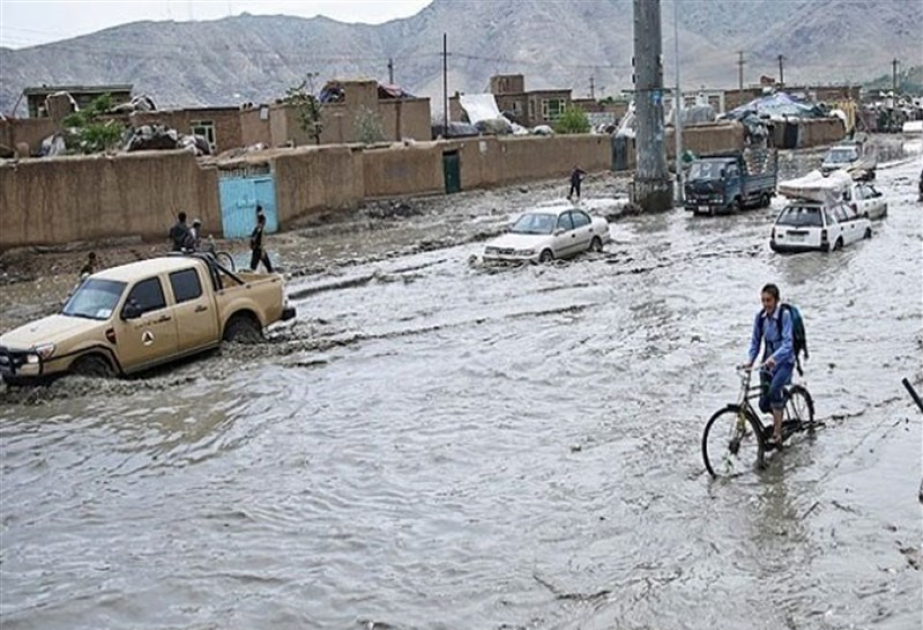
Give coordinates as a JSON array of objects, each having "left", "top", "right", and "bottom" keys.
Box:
[
  {"left": 223, "top": 313, "right": 263, "bottom": 344},
  {"left": 735, "top": 198, "right": 744, "bottom": 213},
  {"left": 589, "top": 237, "right": 603, "bottom": 253},
  {"left": 71, "top": 354, "right": 114, "bottom": 378},
  {"left": 760, "top": 193, "right": 771, "bottom": 208}
]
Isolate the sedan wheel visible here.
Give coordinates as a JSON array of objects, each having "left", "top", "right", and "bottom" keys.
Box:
[
  {"left": 539, "top": 249, "right": 554, "bottom": 263},
  {"left": 589, "top": 237, "right": 603, "bottom": 253}
]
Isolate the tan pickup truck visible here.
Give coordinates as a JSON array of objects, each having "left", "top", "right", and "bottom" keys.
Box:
[{"left": 0, "top": 254, "right": 295, "bottom": 381}]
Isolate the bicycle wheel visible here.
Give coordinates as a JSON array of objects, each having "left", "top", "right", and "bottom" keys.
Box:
[
  {"left": 215, "top": 251, "right": 236, "bottom": 271},
  {"left": 702, "top": 405, "right": 765, "bottom": 478},
  {"left": 785, "top": 385, "right": 815, "bottom": 425}
]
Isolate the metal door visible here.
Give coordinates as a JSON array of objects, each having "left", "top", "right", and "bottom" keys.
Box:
[
  {"left": 218, "top": 167, "right": 278, "bottom": 239},
  {"left": 443, "top": 151, "right": 461, "bottom": 194}
]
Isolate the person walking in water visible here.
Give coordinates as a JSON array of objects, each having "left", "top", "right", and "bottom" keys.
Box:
[
  {"left": 568, "top": 166, "right": 586, "bottom": 201},
  {"left": 249, "top": 213, "right": 273, "bottom": 272}
]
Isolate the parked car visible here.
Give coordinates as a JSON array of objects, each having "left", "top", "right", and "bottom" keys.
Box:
[
  {"left": 684, "top": 149, "right": 778, "bottom": 215},
  {"left": 820, "top": 140, "right": 877, "bottom": 179},
  {"left": 770, "top": 200, "right": 872, "bottom": 253},
  {"left": 0, "top": 254, "right": 295, "bottom": 382},
  {"left": 483, "top": 204, "right": 610, "bottom": 263},
  {"left": 845, "top": 181, "right": 888, "bottom": 219}
]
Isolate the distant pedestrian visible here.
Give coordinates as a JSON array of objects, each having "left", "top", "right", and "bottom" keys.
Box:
[
  {"left": 186, "top": 218, "right": 203, "bottom": 251},
  {"left": 568, "top": 166, "right": 586, "bottom": 201},
  {"left": 79, "top": 252, "right": 98, "bottom": 279},
  {"left": 169, "top": 212, "right": 190, "bottom": 252},
  {"left": 249, "top": 213, "right": 273, "bottom": 273}
]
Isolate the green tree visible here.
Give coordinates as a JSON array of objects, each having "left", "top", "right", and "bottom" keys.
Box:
[
  {"left": 283, "top": 81, "right": 324, "bottom": 145},
  {"left": 355, "top": 106, "right": 386, "bottom": 144},
  {"left": 554, "top": 106, "right": 591, "bottom": 134},
  {"left": 62, "top": 93, "right": 125, "bottom": 154}
]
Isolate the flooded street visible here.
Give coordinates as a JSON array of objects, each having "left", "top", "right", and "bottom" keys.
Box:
[{"left": 1, "top": 152, "right": 921, "bottom": 630}]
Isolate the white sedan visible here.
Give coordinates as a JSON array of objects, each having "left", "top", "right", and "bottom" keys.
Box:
[
  {"left": 847, "top": 182, "right": 888, "bottom": 220},
  {"left": 770, "top": 199, "right": 871, "bottom": 253},
  {"left": 483, "top": 205, "right": 611, "bottom": 263}
]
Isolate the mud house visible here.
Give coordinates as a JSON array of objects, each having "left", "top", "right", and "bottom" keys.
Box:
[
  {"left": 23, "top": 83, "right": 133, "bottom": 119},
  {"left": 265, "top": 79, "right": 432, "bottom": 147},
  {"left": 450, "top": 74, "right": 575, "bottom": 128}
]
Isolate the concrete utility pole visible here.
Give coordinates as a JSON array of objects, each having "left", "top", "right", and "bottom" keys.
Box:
[
  {"left": 737, "top": 51, "right": 745, "bottom": 91},
  {"left": 892, "top": 58, "right": 899, "bottom": 94},
  {"left": 777, "top": 54, "right": 785, "bottom": 87},
  {"left": 590, "top": 76, "right": 596, "bottom": 100},
  {"left": 388, "top": 58, "right": 394, "bottom": 84},
  {"left": 443, "top": 34, "right": 449, "bottom": 134},
  {"left": 673, "top": 0, "right": 683, "bottom": 205},
  {"left": 631, "top": 0, "right": 671, "bottom": 212}
]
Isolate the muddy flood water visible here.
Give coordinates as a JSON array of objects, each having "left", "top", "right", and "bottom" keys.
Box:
[{"left": 1, "top": 149, "right": 921, "bottom": 630}]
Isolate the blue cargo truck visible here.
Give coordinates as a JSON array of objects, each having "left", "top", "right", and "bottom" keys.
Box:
[{"left": 684, "top": 149, "right": 779, "bottom": 215}]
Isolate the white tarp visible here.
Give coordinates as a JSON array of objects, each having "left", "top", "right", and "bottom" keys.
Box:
[
  {"left": 458, "top": 94, "right": 502, "bottom": 125},
  {"left": 778, "top": 169, "right": 851, "bottom": 202}
]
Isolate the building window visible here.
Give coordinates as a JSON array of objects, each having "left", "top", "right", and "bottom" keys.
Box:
[
  {"left": 542, "top": 99, "right": 567, "bottom": 121},
  {"left": 190, "top": 120, "right": 216, "bottom": 152}
]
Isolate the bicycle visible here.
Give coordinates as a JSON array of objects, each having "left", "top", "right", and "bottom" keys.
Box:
[{"left": 701, "top": 366, "right": 819, "bottom": 478}]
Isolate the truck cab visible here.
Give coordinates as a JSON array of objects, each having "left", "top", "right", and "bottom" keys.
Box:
[{"left": 684, "top": 149, "right": 778, "bottom": 215}]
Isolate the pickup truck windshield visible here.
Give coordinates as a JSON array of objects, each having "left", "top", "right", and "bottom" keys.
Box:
[
  {"left": 776, "top": 206, "right": 824, "bottom": 228},
  {"left": 63, "top": 278, "right": 127, "bottom": 320},
  {"left": 510, "top": 213, "right": 556, "bottom": 235},
  {"left": 688, "top": 161, "right": 727, "bottom": 180}
]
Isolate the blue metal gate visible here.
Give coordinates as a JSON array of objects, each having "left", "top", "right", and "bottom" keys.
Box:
[{"left": 218, "top": 165, "right": 278, "bottom": 239}]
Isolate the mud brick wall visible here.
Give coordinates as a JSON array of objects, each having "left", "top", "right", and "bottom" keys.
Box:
[
  {"left": 796, "top": 118, "right": 846, "bottom": 149},
  {"left": 272, "top": 145, "right": 364, "bottom": 223},
  {"left": 666, "top": 122, "right": 746, "bottom": 158},
  {"left": 0, "top": 118, "right": 58, "bottom": 157},
  {"left": 0, "top": 150, "right": 220, "bottom": 248},
  {"left": 363, "top": 143, "right": 444, "bottom": 198}
]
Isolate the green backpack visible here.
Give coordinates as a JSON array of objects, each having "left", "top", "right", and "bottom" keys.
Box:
[{"left": 761, "top": 303, "right": 809, "bottom": 375}]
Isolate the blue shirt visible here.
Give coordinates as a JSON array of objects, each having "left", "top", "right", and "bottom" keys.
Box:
[{"left": 748, "top": 306, "right": 794, "bottom": 366}]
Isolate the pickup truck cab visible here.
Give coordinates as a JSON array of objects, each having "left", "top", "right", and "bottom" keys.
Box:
[
  {"left": 684, "top": 149, "right": 778, "bottom": 215},
  {"left": 0, "top": 254, "right": 295, "bottom": 382}
]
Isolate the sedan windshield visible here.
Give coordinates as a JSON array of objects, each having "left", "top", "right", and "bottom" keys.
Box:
[
  {"left": 776, "top": 206, "right": 824, "bottom": 228},
  {"left": 62, "top": 278, "right": 126, "bottom": 320},
  {"left": 826, "top": 148, "right": 858, "bottom": 164},
  {"left": 510, "top": 213, "right": 557, "bottom": 235}
]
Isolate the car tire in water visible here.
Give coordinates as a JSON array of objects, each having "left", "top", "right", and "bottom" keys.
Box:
[
  {"left": 833, "top": 238, "right": 844, "bottom": 251},
  {"left": 223, "top": 313, "right": 263, "bottom": 344},
  {"left": 539, "top": 249, "right": 554, "bottom": 264},
  {"left": 589, "top": 237, "right": 603, "bottom": 253},
  {"left": 735, "top": 197, "right": 744, "bottom": 213},
  {"left": 864, "top": 227, "right": 872, "bottom": 239},
  {"left": 702, "top": 405, "right": 765, "bottom": 478},
  {"left": 71, "top": 354, "right": 114, "bottom": 378},
  {"left": 760, "top": 193, "right": 771, "bottom": 208}
]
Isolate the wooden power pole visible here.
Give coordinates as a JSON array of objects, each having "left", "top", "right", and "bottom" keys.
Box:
[
  {"left": 777, "top": 54, "right": 785, "bottom": 88},
  {"left": 631, "top": 0, "right": 671, "bottom": 213},
  {"left": 737, "top": 51, "right": 745, "bottom": 90}
]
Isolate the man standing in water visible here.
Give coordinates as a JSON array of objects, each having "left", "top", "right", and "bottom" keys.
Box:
[
  {"left": 567, "top": 165, "right": 586, "bottom": 202},
  {"left": 249, "top": 213, "right": 273, "bottom": 272},
  {"left": 744, "top": 283, "right": 794, "bottom": 448}
]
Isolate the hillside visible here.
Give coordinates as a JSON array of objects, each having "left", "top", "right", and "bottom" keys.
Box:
[{"left": 1, "top": 0, "right": 920, "bottom": 115}]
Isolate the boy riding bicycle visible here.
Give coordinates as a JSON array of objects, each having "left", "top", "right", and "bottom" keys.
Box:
[{"left": 744, "top": 283, "right": 795, "bottom": 449}]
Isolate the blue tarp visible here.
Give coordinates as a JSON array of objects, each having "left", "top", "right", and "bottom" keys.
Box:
[{"left": 728, "top": 92, "right": 824, "bottom": 120}]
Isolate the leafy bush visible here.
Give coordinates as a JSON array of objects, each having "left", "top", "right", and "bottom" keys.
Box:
[
  {"left": 554, "top": 106, "right": 591, "bottom": 134},
  {"left": 282, "top": 83, "right": 323, "bottom": 145},
  {"left": 355, "top": 106, "right": 386, "bottom": 144}
]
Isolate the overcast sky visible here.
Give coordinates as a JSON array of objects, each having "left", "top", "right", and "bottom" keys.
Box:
[{"left": 0, "top": 0, "right": 432, "bottom": 48}]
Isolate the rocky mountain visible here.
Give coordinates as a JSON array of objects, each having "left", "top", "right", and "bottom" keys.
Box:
[{"left": 1, "top": 0, "right": 920, "bottom": 115}]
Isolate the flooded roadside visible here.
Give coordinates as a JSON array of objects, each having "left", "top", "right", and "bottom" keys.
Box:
[{"left": 1, "top": 141, "right": 921, "bottom": 630}]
